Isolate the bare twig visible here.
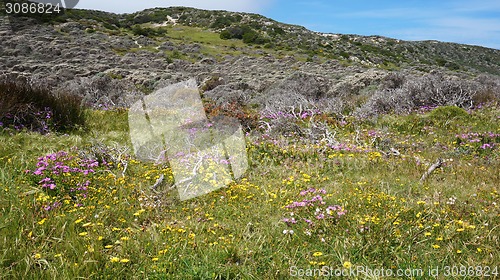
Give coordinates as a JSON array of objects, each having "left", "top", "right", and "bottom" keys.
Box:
[
  {"left": 121, "top": 161, "right": 128, "bottom": 177},
  {"left": 150, "top": 173, "right": 164, "bottom": 191},
  {"left": 420, "top": 158, "right": 443, "bottom": 183},
  {"left": 389, "top": 148, "right": 401, "bottom": 156}
]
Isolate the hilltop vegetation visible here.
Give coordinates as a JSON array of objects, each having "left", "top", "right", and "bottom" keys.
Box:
[
  {"left": 2, "top": 4, "right": 500, "bottom": 116},
  {"left": 3, "top": 3, "right": 500, "bottom": 75}
]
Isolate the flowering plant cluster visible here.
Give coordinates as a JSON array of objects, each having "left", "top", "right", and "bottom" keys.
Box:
[
  {"left": 455, "top": 132, "right": 499, "bottom": 156},
  {"left": 27, "top": 150, "right": 103, "bottom": 211},
  {"left": 282, "top": 187, "right": 346, "bottom": 237}
]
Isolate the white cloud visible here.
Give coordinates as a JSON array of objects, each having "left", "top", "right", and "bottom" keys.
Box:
[{"left": 73, "top": 0, "right": 274, "bottom": 14}]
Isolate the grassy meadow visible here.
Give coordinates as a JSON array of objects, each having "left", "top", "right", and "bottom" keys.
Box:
[{"left": 0, "top": 105, "right": 499, "bottom": 279}]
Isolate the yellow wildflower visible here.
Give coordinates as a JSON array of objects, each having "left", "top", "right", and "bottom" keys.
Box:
[
  {"left": 133, "top": 209, "right": 145, "bottom": 216},
  {"left": 343, "top": 261, "right": 353, "bottom": 269}
]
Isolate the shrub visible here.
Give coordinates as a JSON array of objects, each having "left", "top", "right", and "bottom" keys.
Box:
[
  {"left": 220, "top": 25, "right": 249, "bottom": 40},
  {"left": 57, "top": 76, "right": 144, "bottom": 110},
  {"left": 267, "top": 25, "right": 285, "bottom": 37},
  {"left": 220, "top": 30, "right": 233, "bottom": 40},
  {"left": 473, "top": 74, "right": 500, "bottom": 105},
  {"left": 0, "top": 78, "right": 84, "bottom": 133},
  {"left": 242, "top": 30, "right": 269, "bottom": 45},
  {"left": 355, "top": 72, "right": 486, "bottom": 118},
  {"left": 204, "top": 100, "right": 259, "bottom": 132},
  {"left": 210, "top": 15, "right": 241, "bottom": 29},
  {"left": 131, "top": 25, "right": 167, "bottom": 37},
  {"left": 260, "top": 72, "right": 329, "bottom": 113},
  {"left": 427, "top": 106, "right": 469, "bottom": 121},
  {"left": 219, "top": 25, "right": 269, "bottom": 45},
  {"left": 242, "top": 31, "right": 259, "bottom": 44}
]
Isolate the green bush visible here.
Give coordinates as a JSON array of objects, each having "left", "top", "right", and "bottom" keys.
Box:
[
  {"left": 427, "top": 105, "right": 469, "bottom": 120},
  {"left": 267, "top": 25, "right": 285, "bottom": 37},
  {"left": 0, "top": 79, "right": 84, "bottom": 133},
  {"left": 210, "top": 15, "right": 241, "bottom": 29},
  {"left": 242, "top": 30, "right": 259, "bottom": 43},
  {"left": 219, "top": 25, "right": 268, "bottom": 44},
  {"left": 131, "top": 25, "right": 167, "bottom": 37},
  {"left": 219, "top": 25, "right": 249, "bottom": 40}
]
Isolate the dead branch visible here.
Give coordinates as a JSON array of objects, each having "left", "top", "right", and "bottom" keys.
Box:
[
  {"left": 150, "top": 173, "right": 164, "bottom": 191},
  {"left": 420, "top": 158, "right": 443, "bottom": 183}
]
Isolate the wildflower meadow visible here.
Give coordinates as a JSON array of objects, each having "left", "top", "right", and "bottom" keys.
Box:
[{"left": 1, "top": 103, "right": 499, "bottom": 279}]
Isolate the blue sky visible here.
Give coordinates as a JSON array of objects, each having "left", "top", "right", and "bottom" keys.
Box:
[
  {"left": 265, "top": 0, "right": 500, "bottom": 49},
  {"left": 56, "top": 0, "right": 500, "bottom": 49}
]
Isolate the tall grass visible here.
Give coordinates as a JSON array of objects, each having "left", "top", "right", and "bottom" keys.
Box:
[{"left": 0, "top": 79, "right": 84, "bottom": 133}]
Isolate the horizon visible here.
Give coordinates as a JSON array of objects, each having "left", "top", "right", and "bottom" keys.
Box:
[{"left": 30, "top": 1, "right": 500, "bottom": 50}]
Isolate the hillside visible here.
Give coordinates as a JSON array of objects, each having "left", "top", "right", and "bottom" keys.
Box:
[
  {"left": 3, "top": 5, "right": 499, "bottom": 74},
  {"left": 2, "top": 5, "right": 500, "bottom": 117}
]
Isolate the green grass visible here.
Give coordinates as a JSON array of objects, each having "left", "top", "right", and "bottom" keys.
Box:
[
  {"left": 112, "top": 23, "right": 315, "bottom": 62},
  {"left": 0, "top": 106, "right": 499, "bottom": 279}
]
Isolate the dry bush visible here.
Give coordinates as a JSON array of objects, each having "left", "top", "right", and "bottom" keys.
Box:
[
  {"left": 204, "top": 100, "right": 259, "bottom": 132},
  {"left": 203, "top": 84, "right": 250, "bottom": 107},
  {"left": 200, "top": 74, "right": 225, "bottom": 93},
  {"left": 473, "top": 74, "right": 500, "bottom": 105},
  {"left": 260, "top": 72, "right": 329, "bottom": 112},
  {"left": 57, "top": 75, "right": 144, "bottom": 109},
  {"left": 355, "top": 72, "right": 488, "bottom": 118}
]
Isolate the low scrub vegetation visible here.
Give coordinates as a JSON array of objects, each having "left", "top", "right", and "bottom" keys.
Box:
[
  {"left": 131, "top": 25, "right": 168, "bottom": 37},
  {"left": 220, "top": 24, "right": 270, "bottom": 45},
  {"left": 355, "top": 72, "right": 499, "bottom": 118}
]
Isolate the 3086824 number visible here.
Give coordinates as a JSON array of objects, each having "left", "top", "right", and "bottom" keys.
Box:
[
  {"left": 443, "top": 265, "right": 498, "bottom": 277},
  {"left": 5, "top": 2, "right": 61, "bottom": 15}
]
